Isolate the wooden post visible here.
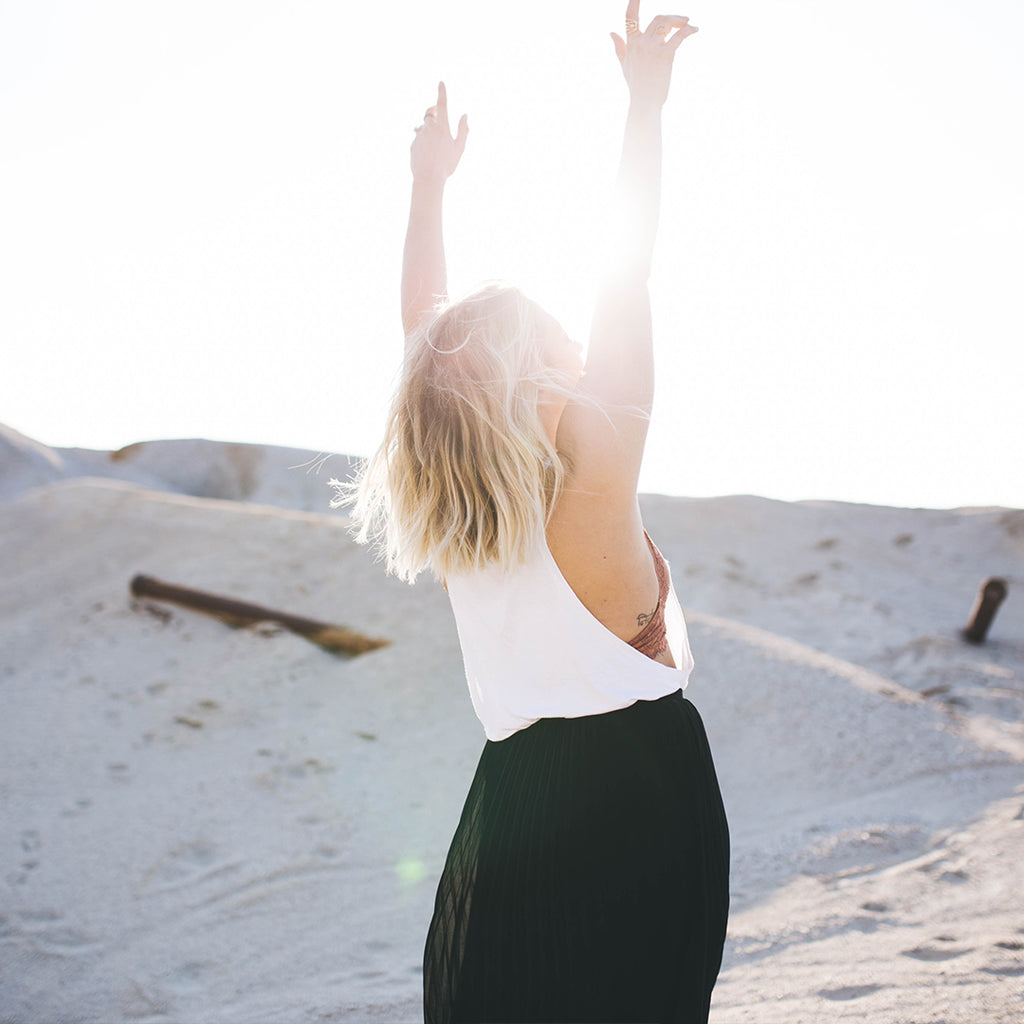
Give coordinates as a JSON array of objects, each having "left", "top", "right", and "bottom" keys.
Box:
[
  {"left": 130, "top": 574, "right": 389, "bottom": 656},
  {"left": 962, "top": 577, "right": 1008, "bottom": 644}
]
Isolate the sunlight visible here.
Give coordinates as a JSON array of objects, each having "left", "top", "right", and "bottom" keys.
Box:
[
  {"left": 1, "top": 0, "right": 1021, "bottom": 507},
  {"left": 395, "top": 856, "right": 428, "bottom": 887}
]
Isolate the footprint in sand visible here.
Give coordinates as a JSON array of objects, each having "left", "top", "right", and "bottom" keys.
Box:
[
  {"left": 120, "top": 979, "right": 169, "bottom": 1019},
  {"left": 59, "top": 797, "right": 93, "bottom": 819},
  {"left": 143, "top": 838, "right": 236, "bottom": 891},
  {"left": 902, "top": 941, "right": 974, "bottom": 962},
  {"left": 917, "top": 859, "right": 970, "bottom": 885},
  {"left": 981, "top": 963, "right": 1024, "bottom": 977},
  {"left": 34, "top": 925, "right": 98, "bottom": 953},
  {"left": 818, "top": 983, "right": 885, "bottom": 1001},
  {"left": 164, "top": 960, "right": 209, "bottom": 993},
  {"left": 253, "top": 756, "right": 336, "bottom": 790},
  {"left": 15, "top": 909, "right": 98, "bottom": 954},
  {"left": 860, "top": 901, "right": 890, "bottom": 913},
  {"left": 981, "top": 940, "right": 1024, "bottom": 977},
  {"left": 17, "top": 908, "right": 59, "bottom": 925},
  {"left": 21, "top": 831, "right": 41, "bottom": 869},
  {"left": 7, "top": 831, "right": 43, "bottom": 885}
]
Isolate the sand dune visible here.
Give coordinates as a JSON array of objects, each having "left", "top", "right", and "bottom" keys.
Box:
[
  {"left": 1, "top": 431, "right": 1021, "bottom": 1022},
  {"left": 1, "top": 423, "right": 356, "bottom": 510}
]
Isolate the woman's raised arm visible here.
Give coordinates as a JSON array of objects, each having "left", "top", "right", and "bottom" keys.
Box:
[
  {"left": 401, "top": 82, "right": 469, "bottom": 341},
  {"left": 558, "top": 2, "right": 697, "bottom": 497}
]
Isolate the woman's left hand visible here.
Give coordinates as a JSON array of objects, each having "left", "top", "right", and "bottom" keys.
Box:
[{"left": 411, "top": 81, "right": 469, "bottom": 185}]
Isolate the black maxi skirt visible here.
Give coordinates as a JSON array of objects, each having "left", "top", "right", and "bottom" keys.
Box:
[{"left": 423, "top": 690, "right": 730, "bottom": 1024}]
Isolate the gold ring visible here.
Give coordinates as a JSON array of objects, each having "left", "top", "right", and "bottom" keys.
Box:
[
  {"left": 654, "top": 24, "right": 670, "bottom": 36},
  {"left": 625, "top": 18, "right": 640, "bottom": 35}
]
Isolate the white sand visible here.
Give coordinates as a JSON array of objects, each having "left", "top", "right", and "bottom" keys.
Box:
[{"left": 1, "top": 430, "right": 1022, "bottom": 1022}]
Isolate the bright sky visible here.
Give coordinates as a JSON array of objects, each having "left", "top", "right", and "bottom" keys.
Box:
[{"left": 2, "top": 0, "right": 1022, "bottom": 510}]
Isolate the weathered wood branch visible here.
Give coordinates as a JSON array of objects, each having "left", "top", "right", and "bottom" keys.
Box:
[
  {"left": 130, "top": 574, "right": 389, "bottom": 657},
  {"left": 962, "top": 576, "right": 1008, "bottom": 645}
]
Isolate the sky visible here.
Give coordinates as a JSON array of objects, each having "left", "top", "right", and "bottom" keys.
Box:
[{"left": 2, "top": 0, "right": 1022, "bottom": 510}]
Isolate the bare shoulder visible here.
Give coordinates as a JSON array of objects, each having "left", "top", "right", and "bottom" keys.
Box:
[
  {"left": 554, "top": 384, "right": 650, "bottom": 500},
  {"left": 546, "top": 481, "right": 659, "bottom": 644}
]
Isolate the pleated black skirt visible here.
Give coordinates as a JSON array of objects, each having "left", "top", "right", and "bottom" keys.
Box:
[{"left": 423, "top": 690, "right": 730, "bottom": 1024}]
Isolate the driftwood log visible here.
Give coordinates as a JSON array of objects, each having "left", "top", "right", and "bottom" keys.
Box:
[
  {"left": 962, "top": 576, "right": 1008, "bottom": 645},
  {"left": 130, "top": 574, "right": 389, "bottom": 656}
]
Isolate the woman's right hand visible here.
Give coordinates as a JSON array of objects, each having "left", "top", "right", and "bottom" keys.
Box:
[
  {"left": 411, "top": 81, "right": 469, "bottom": 185},
  {"left": 610, "top": 0, "right": 698, "bottom": 109}
]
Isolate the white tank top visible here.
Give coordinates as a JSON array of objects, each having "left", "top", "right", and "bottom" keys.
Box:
[{"left": 445, "top": 531, "right": 694, "bottom": 741}]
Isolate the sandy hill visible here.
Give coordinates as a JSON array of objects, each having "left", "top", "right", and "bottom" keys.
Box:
[
  {"left": 1, "top": 432, "right": 1022, "bottom": 1022},
  {"left": 0, "top": 422, "right": 358, "bottom": 511}
]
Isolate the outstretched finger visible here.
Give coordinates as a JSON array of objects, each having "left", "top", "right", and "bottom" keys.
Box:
[
  {"left": 668, "top": 22, "right": 698, "bottom": 48},
  {"left": 610, "top": 31, "right": 627, "bottom": 64},
  {"left": 454, "top": 113, "right": 469, "bottom": 158},
  {"left": 437, "top": 81, "right": 451, "bottom": 131},
  {"left": 624, "top": 0, "right": 640, "bottom": 32},
  {"left": 646, "top": 14, "right": 690, "bottom": 37}
]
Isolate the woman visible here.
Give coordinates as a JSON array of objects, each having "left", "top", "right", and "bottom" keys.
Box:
[{"left": 349, "top": 4, "right": 729, "bottom": 1021}]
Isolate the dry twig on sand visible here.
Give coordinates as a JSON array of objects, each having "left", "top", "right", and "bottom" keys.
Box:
[{"left": 130, "top": 574, "right": 389, "bottom": 656}]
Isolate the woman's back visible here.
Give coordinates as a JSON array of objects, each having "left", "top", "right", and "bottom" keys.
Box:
[
  {"left": 445, "top": 519, "right": 691, "bottom": 740},
  {"left": 547, "top": 484, "right": 673, "bottom": 665}
]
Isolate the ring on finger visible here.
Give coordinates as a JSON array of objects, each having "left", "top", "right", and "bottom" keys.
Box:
[
  {"left": 625, "top": 18, "right": 640, "bottom": 34},
  {"left": 653, "top": 24, "right": 670, "bottom": 36}
]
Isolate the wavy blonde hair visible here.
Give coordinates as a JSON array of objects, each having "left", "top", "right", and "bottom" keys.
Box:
[{"left": 337, "top": 284, "right": 578, "bottom": 583}]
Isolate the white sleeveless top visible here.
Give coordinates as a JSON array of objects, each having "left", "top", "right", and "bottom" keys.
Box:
[{"left": 446, "top": 531, "right": 694, "bottom": 741}]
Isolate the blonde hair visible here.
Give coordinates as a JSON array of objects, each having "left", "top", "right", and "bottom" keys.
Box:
[{"left": 336, "top": 284, "right": 578, "bottom": 583}]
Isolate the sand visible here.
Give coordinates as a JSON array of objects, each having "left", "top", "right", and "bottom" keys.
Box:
[{"left": 1, "top": 427, "right": 1022, "bottom": 1022}]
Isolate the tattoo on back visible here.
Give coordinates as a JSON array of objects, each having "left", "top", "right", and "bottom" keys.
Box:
[{"left": 636, "top": 610, "right": 653, "bottom": 629}]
